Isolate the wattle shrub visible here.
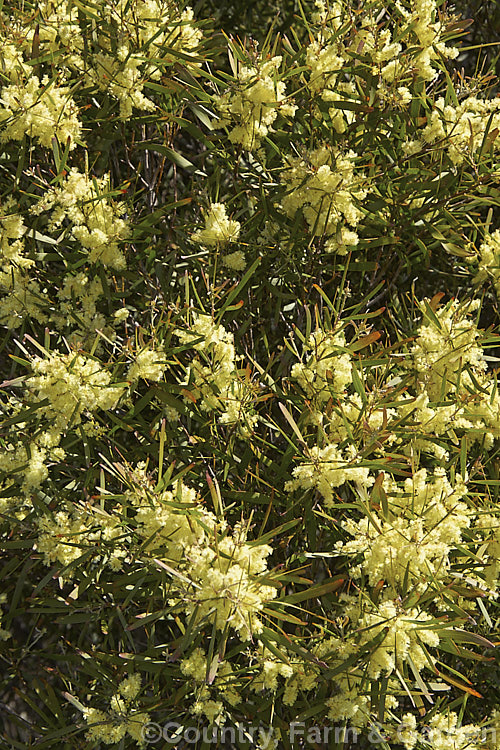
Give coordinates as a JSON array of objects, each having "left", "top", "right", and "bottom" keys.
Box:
[{"left": 1, "top": 0, "right": 499, "bottom": 747}]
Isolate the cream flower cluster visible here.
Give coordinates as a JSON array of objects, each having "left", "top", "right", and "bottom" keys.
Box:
[
  {"left": 346, "top": 597, "right": 440, "bottom": 679},
  {"left": 1, "top": 174, "right": 130, "bottom": 339},
  {"left": 191, "top": 203, "right": 245, "bottom": 269},
  {"left": 251, "top": 641, "right": 318, "bottom": 707},
  {"left": 51, "top": 272, "right": 112, "bottom": 348},
  {"left": 287, "top": 299, "right": 499, "bottom": 513},
  {"left": 1, "top": 0, "right": 84, "bottom": 77},
  {"left": 214, "top": 55, "right": 296, "bottom": 150},
  {"left": 409, "top": 298, "right": 484, "bottom": 400},
  {"left": 419, "top": 96, "right": 500, "bottom": 164},
  {"left": 475, "top": 514, "right": 500, "bottom": 588},
  {"left": 306, "top": 0, "right": 458, "bottom": 123},
  {"left": 128, "top": 477, "right": 214, "bottom": 561},
  {"left": 291, "top": 328, "right": 352, "bottom": 401},
  {"left": 91, "top": 53, "right": 157, "bottom": 119},
  {"left": 184, "top": 527, "right": 277, "bottom": 640},
  {"left": 127, "top": 470, "right": 277, "bottom": 640},
  {"left": 0, "top": 198, "right": 44, "bottom": 329},
  {"left": 285, "top": 299, "right": 500, "bottom": 636},
  {"left": 37, "top": 510, "right": 101, "bottom": 568},
  {"left": 27, "top": 352, "right": 124, "bottom": 432},
  {"left": 285, "top": 443, "right": 374, "bottom": 506},
  {"left": 33, "top": 169, "right": 129, "bottom": 270},
  {"left": 248, "top": 636, "right": 366, "bottom": 720},
  {"left": 279, "top": 146, "right": 368, "bottom": 253},
  {"left": 474, "top": 230, "right": 500, "bottom": 293},
  {"left": 307, "top": 3, "right": 407, "bottom": 112},
  {"left": 0, "top": 262, "right": 44, "bottom": 329},
  {"left": 337, "top": 468, "right": 470, "bottom": 589},
  {"left": 31, "top": 464, "right": 278, "bottom": 637},
  {"left": 306, "top": 1, "right": 345, "bottom": 96},
  {"left": 325, "top": 686, "right": 371, "bottom": 727},
  {"left": 180, "top": 647, "right": 241, "bottom": 724},
  {"left": 35, "top": 500, "right": 127, "bottom": 571},
  {"left": 395, "top": 0, "right": 459, "bottom": 81},
  {"left": 0, "top": 0, "right": 202, "bottom": 123},
  {"left": 405, "top": 300, "right": 500, "bottom": 452},
  {"left": 0, "top": 198, "right": 30, "bottom": 268},
  {"left": 305, "top": 598, "right": 441, "bottom": 726},
  {"left": 0, "top": 76, "right": 82, "bottom": 150},
  {"left": 320, "top": 637, "right": 379, "bottom": 726},
  {"left": 87, "top": 1, "right": 202, "bottom": 117},
  {"left": 249, "top": 624, "right": 412, "bottom": 725},
  {"left": 0, "top": 432, "right": 64, "bottom": 495},
  {"left": 422, "top": 713, "right": 483, "bottom": 750},
  {"left": 177, "top": 313, "right": 259, "bottom": 435},
  {"left": 128, "top": 345, "right": 166, "bottom": 383},
  {"left": 192, "top": 203, "right": 241, "bottom": 246},
  {"left": 83, "top": 675, "right": 149, "bottom": 746},
  {"left": 286, "top": 327, "right": 374, "bottom": 504},
  {"left": 393, "top": 712, "right": 485, "bottom": 750},
  {"left": 0, "top": 181, "right": 127, "bottom": 338}
]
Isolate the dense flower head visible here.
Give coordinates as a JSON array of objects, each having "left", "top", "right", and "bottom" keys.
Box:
[
  {"left": 474, "top": 230, "right": 500, "bottom": 293},
  {"left": 184, "top": 536, "right": 277, "bottom": 639},
  {"left": 192, "top": 203, "right": 241, "bottom": 246},
  {"left": 279, "top": 146, "right": 368, "bottom": 251},
  {"left": 33, "top": 169, "right": 129, "bottom": 270},
  {"left": 342, "top": 596, "right": 441, "bottom": 679},
  {"left": 291, "top": 327, "right": 352, "bottom": 400},
  {"left": 409, "top": 298, "right": 485, "bottom": 400},
  {"left": 421, "top": 96, "right": 500, "bottom": 164},
  {"left": 177, "top": 313, "right": 259, "bottom": 434},
  {"left": 214, "top": 54, "right": 296, "bottom": 150},
  {"left": 128, "top": 345, "right": 166, "bottom": 382},
  {"left": 286, "top": 442, "right": 374, "bottom": 506},
  {"left": 83, "top": 674, "right": 149, "bottom": 746},
  {"left": 1, "top": 0, "right": 84, "bottom": 77},
  {"left": 337, "top": 468, "right": 471, "bottom": 588},
  {"left": 0, "top": 77, "right": 82, "bottom": 149},
  {"left": 0, "top": 198, "right": 42, "bottom": 328},
  {"left": 27, "top": 351, "right": 124, "bottom": 432},
  {"left": 0, "top": 198, "right": 29, "bottom": 266}
]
